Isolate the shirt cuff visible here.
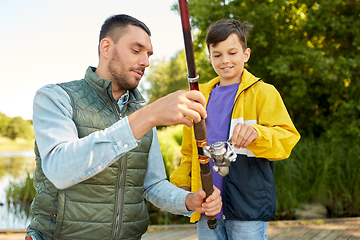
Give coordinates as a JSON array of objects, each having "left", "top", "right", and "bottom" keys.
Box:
[
  {"left": 176, "top": 191, "right": 195, "bottom": 217},
  {"left": 109, "top": 116, "right": 139, "bottom": 153}
]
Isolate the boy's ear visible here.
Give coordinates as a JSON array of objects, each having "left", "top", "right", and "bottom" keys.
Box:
[
  {"left": 208, "top": 54, "right": 212, "bottom": 63},
  {"left": 244, "top": 48, "right": 251, "bottom": 63}
]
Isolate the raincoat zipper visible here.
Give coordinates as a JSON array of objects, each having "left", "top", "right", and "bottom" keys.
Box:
[{"left": 223, "top": 78, "right": 262, "bottom": 219}]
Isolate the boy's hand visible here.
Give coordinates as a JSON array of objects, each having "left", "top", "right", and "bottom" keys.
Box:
[
  {"left": 231, "top": 123, "right": 258, "bottom": 149},
  {"left": 185, "top": 186, "right": 222, "bottom": 216}
]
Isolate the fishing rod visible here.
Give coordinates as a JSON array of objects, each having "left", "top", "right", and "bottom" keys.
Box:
[{"left": 178, "top": 0, "right": 217, "bottom": 230}]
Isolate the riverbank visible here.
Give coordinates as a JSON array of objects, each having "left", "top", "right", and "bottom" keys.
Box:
[{"left": 0, "top": 137, "right": 34, "bottom": 152}]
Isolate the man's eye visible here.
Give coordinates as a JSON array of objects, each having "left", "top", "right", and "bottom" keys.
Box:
[{"left": 132, "top": 49, "right": 140, "bottom": 53}]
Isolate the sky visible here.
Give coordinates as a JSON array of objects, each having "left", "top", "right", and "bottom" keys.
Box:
[{"left": 0, "top": 0, "right": 185, "bottom": 120}]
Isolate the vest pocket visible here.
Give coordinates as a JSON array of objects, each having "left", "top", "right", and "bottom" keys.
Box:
[{"left": 53, "top": 190, "right": 66, "bottom": 239}]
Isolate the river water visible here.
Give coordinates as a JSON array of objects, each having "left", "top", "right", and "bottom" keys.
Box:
[{"left": 0, "top": 150, "right": 36, "bottom": 229}]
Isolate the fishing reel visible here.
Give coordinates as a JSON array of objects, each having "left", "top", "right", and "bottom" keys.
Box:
[{"left": 203, "top": 140, "right": 237, "bottom": 177}]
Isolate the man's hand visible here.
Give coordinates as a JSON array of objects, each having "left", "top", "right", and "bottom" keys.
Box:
[
  {"left": 185, "top": 186, "right": 222, "bottom": 216},
  {"left": 128, "top": 90, "right": 207, "bottom": 140},
  {"left": 231, "top": 123, "right": 258, "bottom": 149},
  {"left": 149, "top": 90, "right": 207, "bottom": 127}
]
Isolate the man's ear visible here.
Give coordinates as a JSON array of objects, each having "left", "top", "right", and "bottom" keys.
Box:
[
  {"left": 99, "top": 38, "right": 112, "bottom": 59},
  {"left": 244, "top": 48, "right": 251, "bottom": 63}
]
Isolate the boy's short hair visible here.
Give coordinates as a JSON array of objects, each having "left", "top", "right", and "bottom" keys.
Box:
[{"left": 206, "top": 19, "right": 253, "bottom": 52}]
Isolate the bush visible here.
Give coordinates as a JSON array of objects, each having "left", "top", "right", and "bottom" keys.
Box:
[
  {"left": 146, "top": 125, "right": 190, "bottom": 224},
  {"left": 157, "top": 125, "right": 183, "bottom": 177},
  {"left": 146, "top": 201, "right": 189, "bottom": 225},
  {"left": 274, "top": 136, "right": 360, "bottom": 219}
]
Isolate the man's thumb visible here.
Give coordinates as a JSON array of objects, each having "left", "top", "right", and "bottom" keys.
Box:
[{"left": 197, "top": 189, "right": 206, "bottom": 201}]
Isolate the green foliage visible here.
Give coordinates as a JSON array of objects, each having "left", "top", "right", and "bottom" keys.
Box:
[
  {"left": 144, "top": 53, "right": 188, "bottom": 103},
  {"left": 145, "top": 125, "right": 190, "bottom": 225},
  {"left": 157, "top": 125, "right": 183, "bottom": 177},
  {"left": 6, "top": 116, "right": 35, "bottom": 140},
  {"left": 193, "top": 44, "right": 218, "bottom": 84},
  {"left": 168, "top": 0, "right": 360, "bottom": 139},
  {"left": 0, "top": 112, "right": 11, "bottom": 137},
  {"left": 5, "top": 173, "right": 35, "bottom": 221},
  {"left": 0, "top": 112, "right": 34, "bottom": 140},
  {"left": 146, "top": 201, "right": 189, "bottom": 225},
  {"left": 143, "top": 48, "right": 216, "bottom": 103},
  {"left": 6, "top": 173, "right": 36, "bottom": 203},
  {"left": 274, "top": 136, "right": 360, "bottom": 219}
]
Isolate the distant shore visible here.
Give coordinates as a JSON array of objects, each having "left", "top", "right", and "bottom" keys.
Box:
[{"left": 0, "top": 137, "right": 34, "bottom": 152}]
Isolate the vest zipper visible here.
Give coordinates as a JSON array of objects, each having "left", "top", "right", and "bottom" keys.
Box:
[
  {"left": 109, "top": 92, "right": 141, "bottom": 238},
  {"left": 107, "top": 91, "right": 124, "bottom": 239},
  {"left": 113, "top": 154, "right": 126, "bottom": 240},
  {"left": 114, "top": 101, "right": 122, "bottom": 119},
  {"left": 106, "top": 90, "right": 122, "bottom": 119}
]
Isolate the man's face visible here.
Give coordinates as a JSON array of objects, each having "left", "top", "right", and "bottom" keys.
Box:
[{"left": 108, "top": 25, "right": 153, "bottom": 91}]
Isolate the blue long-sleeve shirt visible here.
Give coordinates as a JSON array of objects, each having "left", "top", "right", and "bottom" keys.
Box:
[{"left": 33, "top": 83, "right": 192, "bottom": 216}]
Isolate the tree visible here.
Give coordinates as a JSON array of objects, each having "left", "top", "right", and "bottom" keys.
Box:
[
  {"left": 6, "top": 116, "right": 34, "bottom": 140},
  {"left": 0, "top": 112, "right": 11, "bottom": 137},
  {"left": 170, "top": 0, "right": 360, "bottom": 139},
  {"left": 143, "top": 52, "right": 188, "bottom": 103},
  {"left": 143, "top": 46, "right": 216, "bottom": 103}
]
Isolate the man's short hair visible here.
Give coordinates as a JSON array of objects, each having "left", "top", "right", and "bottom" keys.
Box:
[{"left": 98, "top": 14, "right": 151, "bottom": 54}]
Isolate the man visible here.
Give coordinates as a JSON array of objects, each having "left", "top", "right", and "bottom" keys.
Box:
[{"left": 26, "top": 14, "right": 221, "bottom": 240}]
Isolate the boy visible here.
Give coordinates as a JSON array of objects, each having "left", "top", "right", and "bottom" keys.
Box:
[{"left": 170, "top": 19, "right": 300, "bottom": 240}]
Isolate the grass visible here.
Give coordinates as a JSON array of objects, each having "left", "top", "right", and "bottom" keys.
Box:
[
  {"left": 0, "top": 137, "right": 34, "bottom": 151},
  {"left": 5, "top": 173, "right": 35, "bottom": 220},
  {"left": 6, "top": 173, "right": 36, "bottom": 203}
]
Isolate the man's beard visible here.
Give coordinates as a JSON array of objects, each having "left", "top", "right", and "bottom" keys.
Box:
[{"left": 108, "top": 49, "right": 143, "bottom": 90}]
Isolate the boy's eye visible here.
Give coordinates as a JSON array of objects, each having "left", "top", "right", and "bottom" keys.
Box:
[
  {"left": 230, "top": 52, "right": 237, "bottom": 55},
  {"left": 214, "top": 55, "right": 220, "bottom": 58}
]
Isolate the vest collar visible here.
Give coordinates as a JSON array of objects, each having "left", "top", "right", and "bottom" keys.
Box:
[{"left": 84, "top": 66, "right": 146, "bottom": 104}]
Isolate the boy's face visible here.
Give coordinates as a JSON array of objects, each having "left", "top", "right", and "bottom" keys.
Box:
[{"left": 209, "top": 33, "right": 250, "bottom": 86}]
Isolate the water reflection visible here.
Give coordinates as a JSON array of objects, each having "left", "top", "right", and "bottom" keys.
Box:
[{"left": 0, "top": 151, "right": 35, "bottom": 229}]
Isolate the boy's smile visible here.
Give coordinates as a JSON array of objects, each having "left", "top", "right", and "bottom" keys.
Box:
[
  {"left": 221, "top": 66, "right": 233, "bottom": 71},
  {"left": 209, "top": 33, "right": 251, "bottom": 86}
]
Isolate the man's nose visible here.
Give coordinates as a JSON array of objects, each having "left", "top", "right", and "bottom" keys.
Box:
[{"left": 139, "top": 53, "right": 150, "bottom": 67}]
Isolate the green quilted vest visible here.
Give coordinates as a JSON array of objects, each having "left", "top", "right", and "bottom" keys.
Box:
[{"left": 26, "top": 67, "right": 153, "bottom": 240}]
